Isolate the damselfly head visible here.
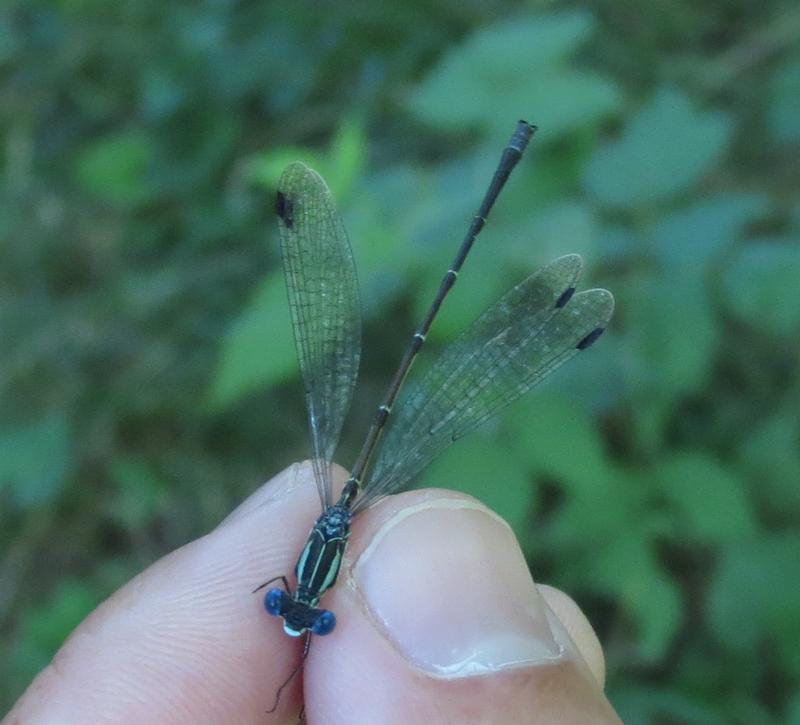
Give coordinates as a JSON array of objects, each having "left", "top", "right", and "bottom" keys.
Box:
[
  {"left": 264, "top": 588, "right": 286, "bottom": 617},
  {"left": 264, "top": 586, "right": 337, "bottom": 637},
  {"left": 311, "top": 609, "right": 336, "bottom": 636},
  {"left": 279, "top": 607, "right": 335, "bottom": 637}
]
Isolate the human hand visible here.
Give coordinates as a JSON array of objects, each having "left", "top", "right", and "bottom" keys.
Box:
[{"left": 6, "top": 463, "right": 622, "bottom": 724}]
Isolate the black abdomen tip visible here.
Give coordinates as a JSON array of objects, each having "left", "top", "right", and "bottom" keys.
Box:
[
  {"left": 577, "top": 327, "right": 605, "bottom": 350},
  {"left": 509, "top": 121, "right": 537, "bottom": 154}
]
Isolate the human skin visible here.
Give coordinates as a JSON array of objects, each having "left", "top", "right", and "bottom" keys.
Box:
[{"left": 5, "top": 463, "right": 622, "bottom": 724}]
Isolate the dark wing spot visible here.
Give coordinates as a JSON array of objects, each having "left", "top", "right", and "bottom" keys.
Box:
[
  {"left": 276, "top": 191, "right": 294, "bottom": 228},
  {"left": 576, "top": 327, "right": 605, "bottom": 350},
  {"left": 554, "top": 286, "right": 576, "bottom": 309}
]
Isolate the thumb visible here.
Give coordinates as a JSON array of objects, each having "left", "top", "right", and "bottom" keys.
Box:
[{"left": 304, "top": 490, "right": 621, "bottom": 724}]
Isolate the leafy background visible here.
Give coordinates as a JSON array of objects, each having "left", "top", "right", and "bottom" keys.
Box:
[{"left": 2, "top": 2, "right": 800, "bottom": 722}]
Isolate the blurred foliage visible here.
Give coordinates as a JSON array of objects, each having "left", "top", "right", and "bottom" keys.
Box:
[{"left": 2, "top": 1, "right": 800, "bottom": 722}]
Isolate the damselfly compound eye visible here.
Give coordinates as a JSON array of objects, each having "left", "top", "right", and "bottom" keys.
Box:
[
  {"left": 311, "top": 610, "right": 336, "bottom": 636},
  {"left": 264, "top": 588, "right": 284, "bottom": 616}
]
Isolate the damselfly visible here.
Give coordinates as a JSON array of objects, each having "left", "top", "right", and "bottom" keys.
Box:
[{"left": 257, "top": 121, "right": 614, "bottom": 711}]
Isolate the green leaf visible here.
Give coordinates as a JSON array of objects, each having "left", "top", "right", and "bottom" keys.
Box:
[
  {"left": 74, "top": 130, "right": 156, "bottom": 207},
  {"left": 655, "top": 451, "right": 757, "bottom": 544},
  {"left": 345, "top": 168, "right": 417, "bottom": 309},
  {"left": 247, "top": 117, "right": 367, "bottom": 200},
  {"left": 584, "top": 87, "right": 733, "bottom": 207},
  {"left": 0, "top": 414, "right": 72, "bottom": 507},
  {"left": 108, "top": 458, "right": 170, "bottom": 528},
  {"left": 247, "top": 146, "right": 325, "bottom": 189},
  {"left": 739, "top": 412, "right": 800, "bottom": 516},
  {"left": 547, "top": 468, "right": 648, "bottom": 551},
  {"left": 503, "top": 393, "right": 612, "bottom": 493},
  {"left": 651, "top": 193, "right": 769, "bottom": 271},
  {"left": 787, "top": 691, "right": 800, "bottom": 725},
  {"left": 547, "top": 472, "right": 680, "bottom": 661},
  {"left": 708, "top": 534, "right": 800, "bottom": 672},
  {"left": 20, "top": 580, "right": 97, "bottom": 652},
  {"left": 11, "top": 579, "right": 98, "bottom": 694},
  {"left": 0, "top": 22, "right": 18, "bottom": 62},
  {"left": 623, "top": 273, "right": 717, "bottom": 394},
  {"left": 208, "top": 272, "right": 295, "bottom": 408},
  {"left": 769, "top": 56, "right": 800, "bottom": 144},
  {"left": 722, "top": 238, "right": 800, "bottom": 335},
  {"left": 518, "top": 70, "right": 621, "bottom": 139},
  {"left": 508, "top": 200, "right": 599, "bottom": 266},
  {"left": 328, "top": 116, "right": 368, "bottom": 194},
  {"left": 611, "top": 685, "right": 730, "bottom": 725},
  {"left": 410, "top": 13, "right": 620, "bottom": 139},
  {"left": 418, "top": 437, "right": 534, "bottom": 534},
  {"left": 509, "top": 131, "right": 597, "bottom": 209},
  {"left": 595, "top": 531, "right": 682, "bottom": 661}
]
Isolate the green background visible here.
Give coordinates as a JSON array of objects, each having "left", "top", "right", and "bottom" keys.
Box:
[{"left": 2, "top": 2, "right": 800, "bottom": 722}]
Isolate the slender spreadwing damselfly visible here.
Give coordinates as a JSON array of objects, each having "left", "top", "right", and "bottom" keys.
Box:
[{"left": 256, "top": 120, "right": 614, "bottom": 711}]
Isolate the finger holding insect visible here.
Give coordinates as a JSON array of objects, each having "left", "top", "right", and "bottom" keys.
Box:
[
  {"left": 5, "top": 464, "right": 325, "bottom": 724},
  {"left": 304, "top": 488, "right": 621, "bottom": 725}
]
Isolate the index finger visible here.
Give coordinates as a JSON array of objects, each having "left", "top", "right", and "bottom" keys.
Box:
[{"left": 6, "top": 463, "right": 325, "bottom": 724}]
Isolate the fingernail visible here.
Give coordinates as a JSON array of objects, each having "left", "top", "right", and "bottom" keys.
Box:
[{"left": 354, "top": 499, "right": 563, "bottom": 677}]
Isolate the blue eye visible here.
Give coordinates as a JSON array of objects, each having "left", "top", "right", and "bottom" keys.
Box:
[
  {"left": 311, "top": 610, "right": 336, "bottom": 635},
  {"left": 264, "top": 588, "right": 284, "bottom": 616}
]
